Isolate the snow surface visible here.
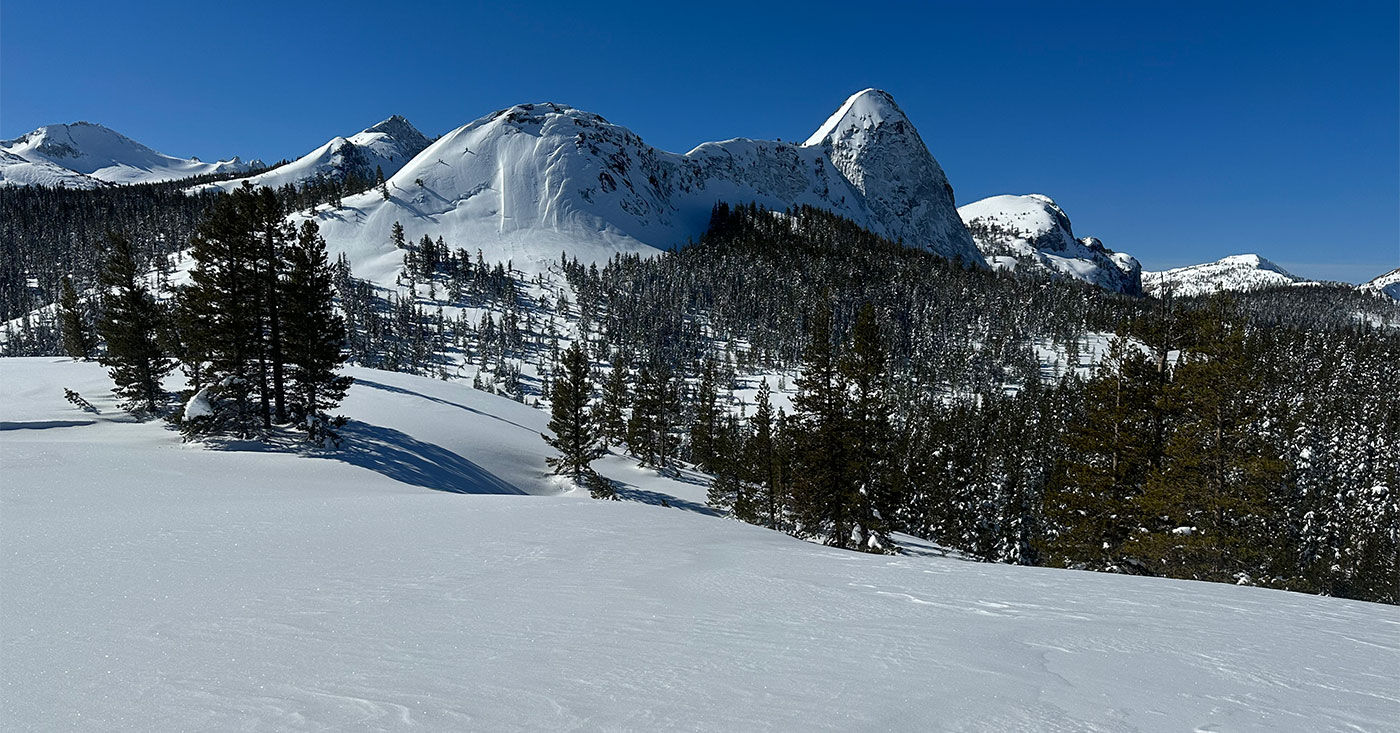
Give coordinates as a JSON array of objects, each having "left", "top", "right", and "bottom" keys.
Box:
[
  {"left": 0, "top": 122, "right": 251, "bottom": 186},
  {"left": 0, "top": 148, "right": 104, "bottom": 189},
  {"left": 1142, "top": 254, "right": 1308, "bottom": 298},
  {"left": 959, "top": 193, "right": 1142, "bottom": 294},
  {"left": 293, "top": 91, "right": 982, "bottom": 286},
  {"left": 3, "top": 357, "right": 1398, "bottom": 732},
  {"left": 189, "top": 116, "right": 431, "bottom": 195},
  {"left": 1361, "top": 267, "right": 1400, "bottom": 301}
]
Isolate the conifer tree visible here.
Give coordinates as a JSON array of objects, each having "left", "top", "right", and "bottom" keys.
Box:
[
  {"left": 178, "top": 187, "right": 265, "bottom": 436},
  {"left": 281, "top": 220, "right": 353, "bottom": 441},
  {"left": 689, "top": 358, "right": 722, "bottom": 472},
  {"left": 544, "top": 341, "right": 607, "bottom": 490},
  {"left": 594, "top": 352, "right": 630, "bottom": 447},
  {"left": 789, "top": 302, "right": 853, "bottom": 547},
  {"left": 1128, "top": 298, "right": 1284, "bottom": 582},
  {"left": 627, "top": 362, "right": 679, "bottom": 468},
  {"left": 96, "top": 232, "right": 172, "bottom": 413},
  {"left": 841, "top": 303, "right": 898, "bottom": 551},
  {"left": 746, "top": 379, "right": 783, "bottom": 530},
  {"left": 1044, "top": 329, "right": 1155, "bottom": 569},
  {"left": 57, "top": 275, "right": 94, "bottom": 360}
]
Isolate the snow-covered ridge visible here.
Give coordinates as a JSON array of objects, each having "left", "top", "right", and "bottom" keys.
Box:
[
  {"left": 295, "top": 90, "right": 983, "bottom": 286},
  {"left": 958, "top": 193, "right": 1142, "bottom": 294},
  {"left": 1143, "top": 254, "right": 1310, "bottom": 298},
  {"left": 0, "top": 121, "right": 253, "bottom": 185},
  {"left": 1360, "top": 267, "right": 1400, "bottom": 301},
  {"left": 189, "top": 115, "right": 431, "bottom": 195}
]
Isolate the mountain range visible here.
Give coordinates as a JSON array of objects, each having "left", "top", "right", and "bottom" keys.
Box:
[
  {"left": 3, "top": 93, "right": 1394, "bottom": 299},
  {"left": 0, "top": 122, "right": 254, "bottom": 187}
]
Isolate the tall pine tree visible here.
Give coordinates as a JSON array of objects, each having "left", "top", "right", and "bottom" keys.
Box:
[{"left": 96, "top": 232, "right": 172, "bottom": 413}]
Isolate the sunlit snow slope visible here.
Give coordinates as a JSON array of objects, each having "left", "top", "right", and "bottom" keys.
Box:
[
  {"left": 3, "top": 358, "right": 1396, "bottom": 732},
  {"left": 959, "top": 193, "right": 1142, "bottom": 293},
  {"left": 1143, "top": 254, "right": 1310, "bottom": 297},
  {"left": 296, "top": 90, "right": 982, "bottom": 285},
  {"left": 190, "top": 116, "right": 431, "bottom": 195},
  {"left": 1362, "top": 268, "right": 1400, "bottom": 301},
  {"left": 0, "top": 122, "right": 251, "bottom": 185}
]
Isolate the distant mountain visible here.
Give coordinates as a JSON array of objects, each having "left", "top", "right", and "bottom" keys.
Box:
[
  {"left": 0, "top": 122, "right": 252, "bottom": 186},
  {"left": 958, "top": 193, "right": 1141, "bottom": 294},
  {"left": 1142, "top": 254, "right": 1309, "bottom": 298},
  {"left": 190, "top": 115, "right": 431, "bottom": 195},
  {"left": 294, "top": 90, "right": 984, "bottom": 285},
  {"left": 1360, "top": 268, "right": 1400, "bottom": 301}
]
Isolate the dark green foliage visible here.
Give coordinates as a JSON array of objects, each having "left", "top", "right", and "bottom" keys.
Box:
[
  {"left": 95, "top": 232, "right": 172, "bottom": 413},
  {"left": 627, "top": 363, "right": 680, "bottom": 468},
  {"left": 544, "top": 341, "right": 607, "bottom": 488},
  {"left": 281, "top": 220, "right": 353, "bottom": 441},
  {"left": 57, "top": 275, "right": 94, "bottom": 360}
]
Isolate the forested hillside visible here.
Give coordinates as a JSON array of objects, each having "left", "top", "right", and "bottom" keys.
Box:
[{"left": 4, "top": 187, "right": 1397, "bottom": 603}]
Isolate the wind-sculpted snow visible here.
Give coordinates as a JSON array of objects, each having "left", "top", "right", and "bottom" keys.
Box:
[
  {"left": 1143, "top": 254, "right": 1309, "bottom": 298},
  {"left": 960, "top": 193, "right": 1143, "bottom": 294},
  {"left": 0, "top": 148, "right": 104, "bottom": 189},
  {"left": 190, "top": 115, "right": 431, "bottom": 195},
  {"left": 0, "top": 122, "right": 251, "bottom": 185},
  {"left": 297, "top": 91, "right": 983, "bottom": 285},
  {"left": 3, "top": 358, "right": 1397, "bottom": 732}
]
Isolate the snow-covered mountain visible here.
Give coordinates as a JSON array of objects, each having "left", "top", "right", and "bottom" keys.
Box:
[
  {"left": 958, "top": 193, "right": 1141, "bottom": 294},
  {"left": 297, "top": 90, "right": 983, "bottom": 284},
  {"left": 190, "top": 115, "right": 431, "bottom": 195},
  {"left": 0, "top": 148, "right": 106, "bottom": 189},
  {"left": 1143, "top": 254, "right": 1309, "bottom": 298},
  {"left": 0, "top": 122, "right": 253, "bottom": 186},
  {"left": 1360, "top": 268, "right": 1400, "bottom": 301}
]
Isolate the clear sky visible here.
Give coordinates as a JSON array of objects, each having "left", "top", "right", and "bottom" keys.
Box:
[{"left": 3, "top": 0, "right": 1396, "bottom": 282}]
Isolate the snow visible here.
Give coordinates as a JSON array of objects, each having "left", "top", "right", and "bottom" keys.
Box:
[
  {"left": 292, "top": 92, "right": 981, "bottom": 286},
  {"left": 0, "top": 122, "right": 251, "bottom": 186},
  {"left": 1143, "top": 254, "right": 1308, "bottom": 298},
  {"left": 3, "top": 357, "right": 1397, "bottom": 732},
  {"left": 0, "top": 148, "right": 104, "bottom": 189},
  {"left": 188, "top": 115, "right": 431, "bottom": 195},
  {"left": 1360, "top": 267, "right": 1400, "bottom": 301},
  {"left": 958, "top": 193, "right": 1142, "bottom": 293}
]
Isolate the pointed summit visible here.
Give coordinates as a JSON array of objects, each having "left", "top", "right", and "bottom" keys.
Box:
[
  {"left": 802, "top": 89, "right": 908, "bottom": 148},
  {"left": 800, "top": 90, "right": 980, "bottom": 263}
]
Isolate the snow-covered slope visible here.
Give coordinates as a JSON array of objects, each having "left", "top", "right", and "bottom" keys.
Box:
[
  {"left": 959, "top": 193, "right": 1142, "bottom": 294},
  {"left": 1361, "top": 268, "right": 1400, "bottom": 301},
  {"left": 0, "top": 148, "right": 104, "bottom": 189},
  {"left": 1144, "top": 254, "right": 1308, "bottom": 298},
  {"left": 0, "top": 122, "right": 252, "bottom": 185},
  {"left": 190, "top": 115, "right": 431, "bottom": 195},
  {"left": 3, "top": 357, "right": 1396, "bottom": 732},
  {"left": 297, "top": 90, "right": 983, "bottom": 285}
]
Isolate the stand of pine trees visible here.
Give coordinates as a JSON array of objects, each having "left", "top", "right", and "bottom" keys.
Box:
[{"left": 10, "top": 186, "right": 1398, "bottom": 603}]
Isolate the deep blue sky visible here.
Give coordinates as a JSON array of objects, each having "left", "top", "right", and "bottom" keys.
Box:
[{"left": 3, "top": 1, "right": 1396, "bottom": 282}]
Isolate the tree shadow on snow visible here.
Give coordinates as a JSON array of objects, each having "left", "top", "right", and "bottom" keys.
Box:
[
  {"left": 204, "top": 419, "right": 524, "bottom": 495},
  {"left": 353, "top": 378, "right": 536, "bottom": 433},
  {"left": 329, "top": 420, "right": 525, "bottom": 495}
]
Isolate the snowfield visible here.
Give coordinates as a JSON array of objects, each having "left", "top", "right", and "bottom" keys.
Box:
[{"left": 2, "top": 358, "right": 1397, "bottom": 732}]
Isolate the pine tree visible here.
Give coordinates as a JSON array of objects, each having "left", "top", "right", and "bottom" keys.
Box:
[
  {"left": 689, "top": 358, "right": 722, "bottom": 472},
  {"left": 789, "top": 302, "right": 853, "bottom": 547},
  {"left": 544, "top": 341, "right": 607, "bottom": 491},
  {"left": 1044, "top": 329, "right": 1155, "bottom": 570},
  {"left": 281, "top": 220, "right": 353, "bottom": 442},
  {"left": 841, "top": 303, "right": 899, "bottom": 552},
  {"left": 95, "top": 232, "right": 172, "bottom": 413},
  {"left": 57, "top": 275, "right": 94, "bottom": 360},
  {"left": 594, "top": 351, "right": 630, "bottom": 447},
  {"left": 746, "top": 379, "right": 784, "bottom": 530},
  {"left": 1129, "top": 298, "right": 1284, "bottom": 583},
  {"left": 627, "top": 362, "right": 679, "bottom": 468},
  {"left": 390, "top": 221, "right": 406, "bottom": 249},
  {"left": 178, "top": 187, "right": 265, "bottom": 437}
]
